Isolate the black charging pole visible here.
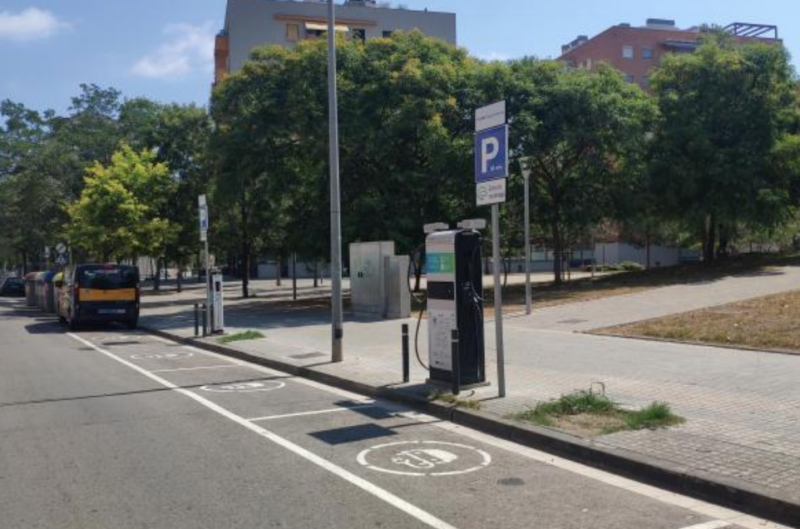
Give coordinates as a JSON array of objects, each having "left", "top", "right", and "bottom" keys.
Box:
[{"left": 451, "top": 329, "right": 460, "bottom": 395}]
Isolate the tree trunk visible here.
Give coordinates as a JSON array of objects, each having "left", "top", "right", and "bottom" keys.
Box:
[
  {"left": 276, "top": 255, "right": 282, "bottom": 287},
  {"left": 241, "top": 244, "right": 250, "bottom": 299},
  {"left": 551, "top": 221, "right": 563, "bottom": 285},
  {"left": 292, "top": 252, "right": 297, "bottom": 301},
  {"left": 177, "top": 268, "right": 183, "bottom": 293},
  {"left": 314, "top": 260, "right": 319, "bottom": 288},
  {"left": 717, "top": 223, "right": 729, "bottom": 259},
  {"left": 703, "top": 214, "right": 716, "bottom": 265},
  {"left": 153, "top": 258, "right": 162, "bottom": 291}
]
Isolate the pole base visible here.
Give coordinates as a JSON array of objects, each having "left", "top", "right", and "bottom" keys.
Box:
[{"left": 426, "top": 379, "right": 491, "bottom": 392}]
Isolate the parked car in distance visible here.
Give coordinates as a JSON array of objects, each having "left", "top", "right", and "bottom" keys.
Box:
[
  {"left": 57, "top": 263, "right": 140, "bottom": 330},
  {"left": 0, "top": 277, "right": 25, "bottom": 297}
]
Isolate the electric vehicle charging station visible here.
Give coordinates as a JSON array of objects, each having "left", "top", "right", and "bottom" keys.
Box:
[
  {"left": 210, "top": 271, "right": 224, "bottom": 333},
  {"left": 425, "top": 228, "right": 486, "bottom": 387}
]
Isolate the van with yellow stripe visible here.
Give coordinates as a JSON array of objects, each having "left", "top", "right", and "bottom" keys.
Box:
[{"left": 57, "top": 264, "right": 140, "bottom": 330}]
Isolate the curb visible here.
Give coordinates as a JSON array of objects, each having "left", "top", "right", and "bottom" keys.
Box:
[{"left": 143, "top": 325, "right": 800, "bottom": 528}]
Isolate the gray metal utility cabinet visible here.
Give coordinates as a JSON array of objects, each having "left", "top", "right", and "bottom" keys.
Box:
[{"left": 349, "top": 241, "right": 410, "bottom": 320}]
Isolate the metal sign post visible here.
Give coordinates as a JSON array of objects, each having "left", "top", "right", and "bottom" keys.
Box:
[
  {"left": 199, "top": 195, "right": 212, "bottom": 334},
  {"left": 328, "top": 0, "right": 344, "bottom": 363},
  {"left": 475, "top": 101, "right": 508, "bottom": 398},
  {"left": 522, "top": 160, "right": 532, "bottom": 315}
]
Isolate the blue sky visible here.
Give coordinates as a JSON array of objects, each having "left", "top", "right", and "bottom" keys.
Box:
[{"left": 0, "top": 0, "right": 797, "bottom": 114}]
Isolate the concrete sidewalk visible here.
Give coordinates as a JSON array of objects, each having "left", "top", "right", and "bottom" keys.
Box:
[
  {"left": 139, "top": 269, "right": 800, "bottom": 524},
  {"left": 519, "top": 265, "right": 800, "bottom": 332}
]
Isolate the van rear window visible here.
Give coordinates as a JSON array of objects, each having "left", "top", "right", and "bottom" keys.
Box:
[{"left": 78, "top": 267, "right": 138, "bottom": 289}]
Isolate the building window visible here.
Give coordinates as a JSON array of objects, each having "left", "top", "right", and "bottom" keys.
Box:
[
  {"left": 622, "top": 45, "right": 634, "bottom": 59},
  {"left": 351, "top": 28, "right": 366, "bottom": 43},
  {"left": 642, "top": 47, "right": 653, "bottom": 59},
  {"left": 286, "top": 23, "right": 300, "bottom": 41},
  {"left": 625, "top": 73, "right": 635, "bottom": 83},
  {"left": 382, "top": 30, "right": 394, "bottom": 38}
]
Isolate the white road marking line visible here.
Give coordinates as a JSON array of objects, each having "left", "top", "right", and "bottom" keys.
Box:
[
  {"left": 149, "top": 365, "right": 239, "bottom": 373},
  {"left": 678, "top": 522, "right": 732, "bottom": 529},
  {"left": 248, "top": 404, "right": 378, "bottom": 422},
  {"left": 67, "top": 333, "right": 458, "bottom": 529}
]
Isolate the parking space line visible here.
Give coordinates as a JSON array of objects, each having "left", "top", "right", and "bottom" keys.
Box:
[
  {"left": 248, "top": 404, "right": 378, "bottom": 422},
  {"left": 150, "top": 365, "right": 239, "bottom": 373},
  {"left": 68, "top": 333, "right": 458, "bottom": 529},
  {"left": 678, "top": 522, "right": 731, "bottom": 529}
]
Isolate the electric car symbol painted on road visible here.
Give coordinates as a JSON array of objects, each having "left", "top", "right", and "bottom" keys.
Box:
[
  {"left": 391, "top": 449, "right": 459, "bottom": 470},
  {"left": 358, "top": 440, "right": 491, "bottom": 477}
]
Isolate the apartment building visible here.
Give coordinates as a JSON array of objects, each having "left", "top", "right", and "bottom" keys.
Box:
[
  {"left": 215, "top": 0, "right": 457, "bottom": 83},
  {"left": 559, "top": 19, "right": 780, "bottom": 90}
]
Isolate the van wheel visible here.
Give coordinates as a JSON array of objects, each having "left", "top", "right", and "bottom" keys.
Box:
[
  {"left": 68, "top": 315, "right": 79, "bottom": 331},
  {"left": 58, "top": 315, "right": 67, "bottom": 324}
]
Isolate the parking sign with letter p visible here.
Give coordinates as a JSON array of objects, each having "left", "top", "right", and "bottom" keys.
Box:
[{"left": 475, "top": 125, "right": 508, "bottom": 183}]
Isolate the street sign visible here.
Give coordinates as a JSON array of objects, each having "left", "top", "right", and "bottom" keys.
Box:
[
  {"left": 475, "top": 125, "right": 509, "bottom": 184},
  {"left": 475, "top": 101, "right": 506, "bottom": 132},
  {"left": 474, "top": 102, "right": 508, "bottom": 399},
  {"left": 476, "top": 179, "right": 507, "bottom": 207},
  {"left": 198, "top": 195, "right": 209, "bottom": 242},
  {"left": 56, "top": 254, "right": 67, "bottom": 266},
  {"left": 55, "top": 243, "right": 66, "bottom": 255}
]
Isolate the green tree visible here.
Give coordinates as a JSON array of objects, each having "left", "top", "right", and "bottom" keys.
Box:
[
  {"left": 510, "top": 60, "right": 657, "bottom": 283},
  {"left": 65, "top": 145, "right": 176, "bottom": 262},
  {"left": 650, "top": 42, "right": 798, "bottom": 262}
]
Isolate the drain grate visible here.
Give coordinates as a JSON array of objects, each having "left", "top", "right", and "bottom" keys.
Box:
[{"left": 290, "top": 352, "right": 327, "bottom": 360}]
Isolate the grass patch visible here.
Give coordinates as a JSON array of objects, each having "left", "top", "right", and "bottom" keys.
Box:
[
  {"left": 428, "top": 390, "right": 483, "bottom": 410},
  {"left": 596, "top": 289, "right": 800, "bottom": 354},
  {"left": 625, "top": 402, "right": 686, "bottom": 431},
  {"left": 217, "top": 330, "right": 265, "bottom": 344},
  {"left": 511, "top": 390, "right": 685, "bottom": 438}
]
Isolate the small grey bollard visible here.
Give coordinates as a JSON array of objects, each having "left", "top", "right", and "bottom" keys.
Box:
[
  {"left": 401, "top": 324, "right": 410, "bottom": 383},
  {"left": 451, "top": 329, "right": 460, "bottom": 396},
  {"left": 194, "top": 303, "right": 199, "bottom": 336}
]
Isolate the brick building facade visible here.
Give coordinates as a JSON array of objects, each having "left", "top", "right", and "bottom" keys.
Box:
[{"left": 559, "top": 19, "right": 780, "bottom": 91}]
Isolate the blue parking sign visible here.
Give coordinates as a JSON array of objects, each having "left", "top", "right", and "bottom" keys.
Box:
[{"left": 475, "top": 125, "right": 508, "bottom": 183}]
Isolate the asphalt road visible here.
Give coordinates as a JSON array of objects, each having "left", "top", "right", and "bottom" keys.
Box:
[{"left": 0, "top": 297, "right": 783, "bottom": 529}]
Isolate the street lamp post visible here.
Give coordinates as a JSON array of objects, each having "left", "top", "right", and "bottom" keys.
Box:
[
  {"left": 327, "top": 0, "right": 344, "bottom": 363},
  {"left": 522, "top": 161, "right": 532, "bottom": 315}
]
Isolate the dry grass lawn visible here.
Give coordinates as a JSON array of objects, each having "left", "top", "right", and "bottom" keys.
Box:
[{"left": 597, "top": 289, "right": 800, "bottom": 354}]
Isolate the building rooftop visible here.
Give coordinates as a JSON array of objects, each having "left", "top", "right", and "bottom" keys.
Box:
[{"left": 561, "top": 19, "right": 779, "bottom": 55}]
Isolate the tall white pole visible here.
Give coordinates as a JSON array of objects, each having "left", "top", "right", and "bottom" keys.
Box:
[
  {"left": 328, "top": 0, "right": 344, "bottom": 363},
  {"left": 492, "top": 204, "right": 506, "bottom": 398},
  {"left": 523, "top": 166, "right": 532, "bottom": 315}
]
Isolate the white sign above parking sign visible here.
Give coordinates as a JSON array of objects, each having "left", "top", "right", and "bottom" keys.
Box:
[{"left": 475, "top": 100, "right": 506, "bottom": 133}]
